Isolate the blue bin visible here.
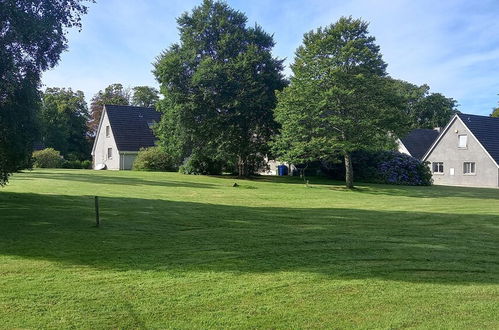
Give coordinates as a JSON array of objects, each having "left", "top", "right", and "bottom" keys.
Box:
[{"left": 277, "top": 165, "right": 288, "bottom": 176}]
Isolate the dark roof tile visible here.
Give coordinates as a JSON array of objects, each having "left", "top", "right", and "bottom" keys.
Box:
[
  {"left": 105, "top": 105, "right": 160, "bottom": 152},
  {"left": 458, "top": 113, "right": 499, "bottom": 165},
  {"left": 400, "top": 128, "right": 440, "bottom": 160}
]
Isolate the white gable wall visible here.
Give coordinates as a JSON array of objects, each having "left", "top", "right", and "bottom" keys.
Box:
[
  {"left": 425, "top": 118, "right": 498, "bottom": 188},
  {"left": 396, "top": 139, "right": 411, "bottom": 156},
  {"left": 92, "top": 110, "right": 120, "bottom": 170}
]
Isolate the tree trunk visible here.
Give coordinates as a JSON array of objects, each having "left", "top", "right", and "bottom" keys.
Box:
[
  {"left": 237, "top": 154, "right": 252, "bottom": 177},
  {"left": 344, "top": 152, "right": 354, "bottom": 189},
  {"left": 237, "top": 155, "right": 246, "bottom": 177}
]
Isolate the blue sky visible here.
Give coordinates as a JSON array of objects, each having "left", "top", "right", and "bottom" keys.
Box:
[{"left": 42, "top": 0, "right": 499, "bottom": 116}]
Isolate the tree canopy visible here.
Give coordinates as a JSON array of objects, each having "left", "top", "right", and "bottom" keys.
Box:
[
  {"left": 390, "top": 79, "right": 458, "bottom": 128},
  {"left": 272, "top": 17, "right": 407, "bottom": 188},
  {"left": 154, "top": 0, "right": 286, "bottom": 176},
  {"left": 0, "top": 0, "right": 91, "bottom": 185},
  {"left": 132, "top": 86, "right": 160, "bottom": 108},
  {"left": 39, "top": 88, "right": 90, "bottom": 160},
  {"left": 88, "top": 83, "right": 131, "bottom": 135}
]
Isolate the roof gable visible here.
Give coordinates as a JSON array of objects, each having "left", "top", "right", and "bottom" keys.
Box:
[
  {"left": 457, "top": 113, "right": 499, "bottom": 166},
  {"left": 400, "top": 128, "right": 440, "bottom": 160},
  {"left": 104, "top": 105, "right": 161, "bottom": 152}
]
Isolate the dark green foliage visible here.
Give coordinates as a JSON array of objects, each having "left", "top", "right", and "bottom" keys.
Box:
[
  {"left": 154, "top": 0, "right": 286, "bottom": 177},
  {"left": 272, "top": 17, "right": 407, "bottom": 188},
  {"left": 61, "top": 159, "right": 92, "bottom": 169},
  {"left": 131, "top": 86, "right": 159, "bottom": 108},
  {"left": 0, "top": 0, "right": 91, "bottom": 185},
  {"left": 133, "top": 147, "right": 178, "bottom": 172},
  {"left": 322, "top": 151, "right": 432, "bottom": 185},
  {"left": 32, "top": 148, "right": 64, "bottom": 168},
  {"left": 0, "top": 76, "right": 40, "bottom": 184},
  {"left": 179, "top": 152, "right": 225, "bottom": 175},
  {"left": 390, "top": 79, "right": 459, "bottom": 129},
  {"left": 40, "top": 88, "right": 90, "bottom": 160}
]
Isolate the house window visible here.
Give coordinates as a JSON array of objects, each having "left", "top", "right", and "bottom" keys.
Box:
[
  {"left": 432, "top": 162, "right": 444, "bottom": 174},
  {"left": 107, "top": 147, "right": 113, "bottom": 159},
  {"left": 463, "top": 162, "right": 475, "bottom": 175},
  {"left": 106, "top": 125, "right": 110, "bottom": 138},
  {"left": 458, "top": 134, "right": 468, "bottom": 148}
]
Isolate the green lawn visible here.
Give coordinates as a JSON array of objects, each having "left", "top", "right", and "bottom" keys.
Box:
[{"left": 1, "top": 169, "right": 498, "bottom": 328}]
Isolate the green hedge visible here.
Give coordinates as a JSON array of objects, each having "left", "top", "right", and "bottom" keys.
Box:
[
  {"left": 133, "top": 147, "right": 178, "bottom": 171},
  {"left": 32, "top": 148, "right": 64, "bottom": 168}
]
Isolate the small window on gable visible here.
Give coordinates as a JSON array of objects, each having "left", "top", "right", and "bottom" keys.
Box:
[
  {"left": 432, "top": 162, "right": 444, "bottom": 174},
  {"left": 106, "top": 125, "right": 110, "bottom": 138},
  {"left": 463, "top": 162, "right": 475, "bottom": 175},
  {"left": 458, "top": 134, "right": 467, "bottom": 148},
  {"left": 107, "top": 147, "right": 113, "bottom": 159}
]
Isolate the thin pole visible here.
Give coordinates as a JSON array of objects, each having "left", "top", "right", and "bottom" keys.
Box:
[{"left": 94, "top": 196, "right": 100, "bottom": 227}]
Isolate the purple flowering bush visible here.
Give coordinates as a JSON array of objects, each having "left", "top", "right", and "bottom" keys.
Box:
[
  {"left": 321, "top": 151, "right": 433, "bottom": 186},
  {"left": 377, "top": 152, "right": 432, "bottom": 186}
]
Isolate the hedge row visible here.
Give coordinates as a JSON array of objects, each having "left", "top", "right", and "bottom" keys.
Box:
[{"left": 32, "top": 148, "right": 91, "bottom": 169}]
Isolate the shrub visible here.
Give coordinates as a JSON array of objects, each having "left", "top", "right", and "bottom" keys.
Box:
[
  {"left": 322, "top": 151, "right": 432, "bottom": 186},
  {"left": 32, "top": 148, "right": 64, "bottom": 168},
  {"left": 377, "top": 152, "right": 433, "bottom": 186},
  {"left": 179, "top": 153, "right": 224, "bottom": 175},
  {"left": 81, "top": 160, "right": 92, "bottom": 169},
  {"left": 61, "top": 159, "right": 92, "bottom": 169},
  {"left": 133, "top": 147, "right": 177, "bottom": 171}
]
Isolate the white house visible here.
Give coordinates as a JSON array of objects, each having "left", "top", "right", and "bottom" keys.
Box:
[
  {"left": 91, "top": 105, "right": 160, "bottom": 170},
  {"left": 422, "top": 113, "right": 499, "bottom": 188}
]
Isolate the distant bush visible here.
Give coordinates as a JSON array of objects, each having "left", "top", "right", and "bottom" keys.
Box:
[
  {"left": 32, "top": 148, "right": 64, "bottom": 168},
  {"left": 81, "top": 160, "right": 92, "bottom": 169},
  {"left": 179, "top": 153, "right": 224, "bottom": 175},
  {"left": 62, "top": 159, "right": 92, "bottom": 169},
  {"left": 322, "top": 151, "right": 432, "bottom": 186},
  {"left": 133, "top": 146, "right": 177, "bottom": 171}
]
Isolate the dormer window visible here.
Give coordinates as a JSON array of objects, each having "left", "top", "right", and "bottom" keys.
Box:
[
  {"left": 458, "top": 134, "right": 467, "bottom": 148},
  {"left": 106, "top": 125, "right": 110, "bottom": 138}
]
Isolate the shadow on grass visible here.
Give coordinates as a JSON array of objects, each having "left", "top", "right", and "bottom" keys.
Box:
[
  {"left": 17, "top": 170, "right": 216, "bottom": 189},
  {"left": 1, "top": 191, "right": 498, "bottom": 284},
  {"left": 244, "top": 175, "right": 499, "bottom": 200}
]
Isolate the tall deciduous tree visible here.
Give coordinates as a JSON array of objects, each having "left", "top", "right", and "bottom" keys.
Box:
[
  {"left": 273, "top": 17, "right": 406, "bottom": 188},
  {"left": 0, "top": 0, "right": 91, "bottom": 185},
  {"left": 88, "top": 83, "right": 131, "bottom": 135},
  {"left": 390, "top": 79, "right": 458, "bottom": 128},
  {"left": 40, "top": 88, "right": 90, "bottom": 160},
  {"left": 132, "top": 86, "right": 159, "bottom": 108},
  {"left": 154, "top": 0, "right": 286, "bottom": 176}
]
